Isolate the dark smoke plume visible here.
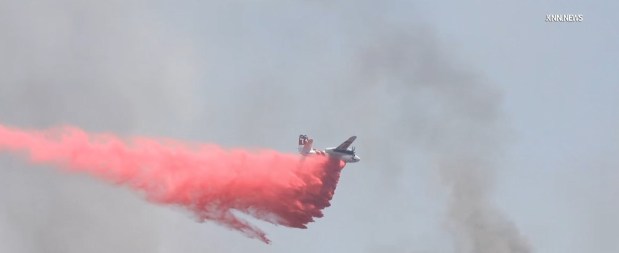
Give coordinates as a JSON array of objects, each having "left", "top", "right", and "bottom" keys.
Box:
[{"left": 357, "top": 31, "right": 531, "bottom": 252}]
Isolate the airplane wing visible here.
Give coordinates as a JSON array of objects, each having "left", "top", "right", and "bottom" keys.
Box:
[{"left": 335, "top": 136, "right": 356, "bottom": 150}]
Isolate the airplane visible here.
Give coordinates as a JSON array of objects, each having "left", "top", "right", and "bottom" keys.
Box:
[{"left": 298, "top": 134, "right": 360, "bottom": 163}]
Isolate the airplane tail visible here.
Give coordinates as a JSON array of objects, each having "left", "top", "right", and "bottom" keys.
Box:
[{"left": 298, "top": 135, "right": 313, "bottom": 155}]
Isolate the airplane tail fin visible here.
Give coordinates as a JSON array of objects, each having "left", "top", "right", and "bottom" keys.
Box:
[{"left": 298, "top": 135, "right": 313, "bottom": 155}]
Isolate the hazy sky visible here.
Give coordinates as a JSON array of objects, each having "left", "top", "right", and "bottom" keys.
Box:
[{"left": 0, "top": 1, "right": 617, "bottom": 253}]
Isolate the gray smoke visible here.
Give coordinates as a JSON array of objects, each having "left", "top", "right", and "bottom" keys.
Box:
[
  {"left": 0, "top": 0, "right": 531, "bottom": 252},
  {"left": 0, "top": 1, "right": 200, "bottom": 252},
  {"left": 354, "top": 29, "right": 531, "bottom": 252}
]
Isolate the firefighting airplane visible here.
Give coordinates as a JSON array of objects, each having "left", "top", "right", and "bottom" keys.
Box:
[{"left": 298, "top": 134, "right": 360, "bottom": 163}]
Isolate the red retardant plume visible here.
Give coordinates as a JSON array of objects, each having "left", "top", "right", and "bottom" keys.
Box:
[{"left": 0, "top": 124, "right": 345, "bottom": 244}]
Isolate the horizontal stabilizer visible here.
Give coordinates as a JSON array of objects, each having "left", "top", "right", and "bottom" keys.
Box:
[{"left": 298, "top": 134, "right": 314, "bottom": 155}]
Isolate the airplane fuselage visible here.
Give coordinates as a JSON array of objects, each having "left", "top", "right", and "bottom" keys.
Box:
[
  {"left": 323, "top": 148, "right": 360, "bottom": 163},
  {"left": 299, "top": 135, "right": 360, "bottom": 163}
]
